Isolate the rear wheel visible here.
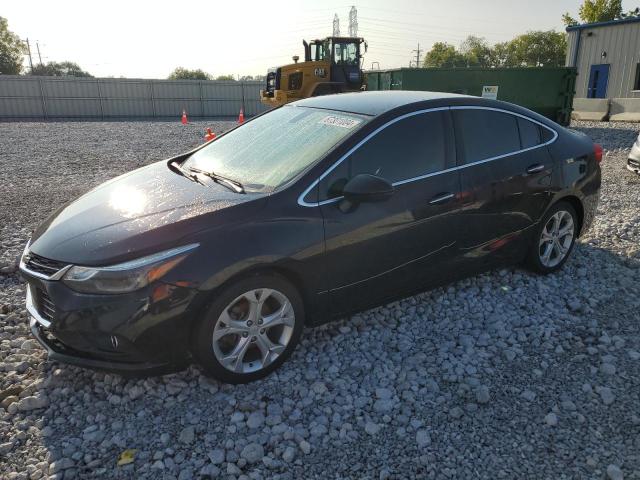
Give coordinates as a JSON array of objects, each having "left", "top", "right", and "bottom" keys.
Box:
[
  {"left": 193, "top": 273, "right": 304, "bottom": 384},
  {"left": 526, "top": 201, "right": 578, "bottom": 274}
]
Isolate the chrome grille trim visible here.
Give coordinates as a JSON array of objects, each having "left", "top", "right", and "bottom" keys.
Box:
[
  {"left": 38, "top": 289, "right": 56, "bottom": 321},
  {"left": 26, "top": 284, "right": 52, "bottom": 328},
  {"left": 19, "top": 242, "right": 72, "bottom": 281}
]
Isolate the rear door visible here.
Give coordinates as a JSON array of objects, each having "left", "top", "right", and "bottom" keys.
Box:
[
  {"left": 452, "top": 107, "right": 557, "bottom": 265},
  {"left": 317, "top": 109, "right": 462, "bottom": 315}
]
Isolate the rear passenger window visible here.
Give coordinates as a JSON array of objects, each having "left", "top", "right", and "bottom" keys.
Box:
[
  {"left": 453, "top": 109, "right": 520, "bottom": 164},
  {"left": 319, "top": 111, "right": 447, "bottom": 201},
  {"left": 517, "top": 117, "right": 542, "bottom": 148},
  {"left": 541, "top": 127, "right": 555, "bottom": 143}
]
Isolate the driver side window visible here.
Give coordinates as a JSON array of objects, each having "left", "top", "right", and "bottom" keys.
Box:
[{"left": 319, "top": 111, "right": 447, "bottom": 201}]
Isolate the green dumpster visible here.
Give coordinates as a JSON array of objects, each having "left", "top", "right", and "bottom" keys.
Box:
[{"left": 364, "top": 67, "right": 577, "bottom": 126}]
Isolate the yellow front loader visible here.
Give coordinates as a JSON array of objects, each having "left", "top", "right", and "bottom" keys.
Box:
[{"left": 260, "top": 37, "right": 367, "bottom": 107}]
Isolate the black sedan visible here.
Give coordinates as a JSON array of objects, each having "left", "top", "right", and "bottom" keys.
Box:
[{"left": 19, "top": 91, "right": 602, "bottom": 383}]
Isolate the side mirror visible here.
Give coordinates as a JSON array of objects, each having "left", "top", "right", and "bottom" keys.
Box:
[{"left": 342, "top": 174, "right": 394, "bottom": 203}]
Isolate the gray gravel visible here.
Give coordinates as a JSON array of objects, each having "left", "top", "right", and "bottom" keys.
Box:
[{"left": 1, "top": 119, "right": 639, "bottom": 479}]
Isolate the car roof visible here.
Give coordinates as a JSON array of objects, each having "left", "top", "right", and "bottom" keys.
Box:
[{"left": 292, "top": 90, "right": 475, "bottom": 116}]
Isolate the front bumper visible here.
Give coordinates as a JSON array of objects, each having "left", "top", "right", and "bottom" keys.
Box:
[
  {"left": 22, "top": 274, "right": 200, "bottom": 376},
  {"left": 259, "top": 89, "right": 288, "bottom": 107},
  {"left": 29, "top": 317, "right": 172, "bottom": 375}
]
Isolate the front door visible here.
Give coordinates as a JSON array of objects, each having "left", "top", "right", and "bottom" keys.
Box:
[
  {"left": 587, "top": 64, "right": 610, "bottom": 98},
  {"left": 318, "top": 109, "right": 462, "bottom": 315},
  {"left": 330, "top": 40, "right": 362, "bottom": 90}
]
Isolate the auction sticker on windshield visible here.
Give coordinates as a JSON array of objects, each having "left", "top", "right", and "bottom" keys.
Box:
[{"left": 319, "top": 115, "right": 362, "bottom": 129}]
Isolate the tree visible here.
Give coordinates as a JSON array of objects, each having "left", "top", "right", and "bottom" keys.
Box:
[
  {"left": 239, "top": 75, "right": 266, "bottom": 81},
  {"left": 423, "top": 42, "right": 466, "bottom": 68},
  {"left": 0, "top": 16, "right": 26, "bottom": 75},
  {"left": 490, "top": 31, "right": 567, "bottom": 67},
  {"left": 423, "top": 30, "right": 566, "bottom": 69},
  {"left": 562, "top": 0, "right": 622, "bottom": 26},
  {"left": 31, "top": 61, "right": 93, "bottom": 77},
  {"left": 167, "top": 67, "right": 211, "bottom": 80},
  {"left": 214, "top": 74, "right": 236, "bottom": 81},
  {"left": 459, "top": 36, "right": 493, "bottom": 67},
  {"left": 491, "top": 41, "right": 513, "bottom": 67},
  {"left": 506, "top": 31, "right": 567, "bottom": 67}
]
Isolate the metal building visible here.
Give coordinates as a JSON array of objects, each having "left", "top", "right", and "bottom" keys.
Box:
[{"left": 566, "top": 17, "right": 640, "bottom": 99}]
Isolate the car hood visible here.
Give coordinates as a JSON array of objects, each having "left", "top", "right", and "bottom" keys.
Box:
[{"left": 29, "top": 160, "right": 265, "bottom": 265}]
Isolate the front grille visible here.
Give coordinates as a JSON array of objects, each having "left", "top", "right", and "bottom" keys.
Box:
[
  {"left": 24, "top": 252, "right": 67, "bottom": 277},
  {"left": 629, "top": 158, "right": 640, "bottom": 169},
  {"left": 36, "top": 288, "right": 56, "bottom": 321}
]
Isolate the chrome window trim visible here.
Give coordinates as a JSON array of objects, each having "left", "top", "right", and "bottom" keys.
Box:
[
  {"left": 297, "top": 107, "right": 450, "bottom": 207},
  {"left": 297, "top": 105, "right": 559, "bottom": 208},
  {"left": 26, "top": 284, "right": 52, "bottom": 328}
]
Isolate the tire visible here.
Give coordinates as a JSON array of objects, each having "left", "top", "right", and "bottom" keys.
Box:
[
  {"left": 526, "top": 201, "right": 579, "bottom": 274},
  {"left": 192, "top": 273, "right": 304, "bottom": 384}
]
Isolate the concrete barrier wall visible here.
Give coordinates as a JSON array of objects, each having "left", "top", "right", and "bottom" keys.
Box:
[
  {"left": 571, "top": 98, "right": 609, "bottom": 121},
  {"left": 0, "top": 76, "right": 270, "bottom": 119},
  {"left": 610, "top": 98, "right": 640, "bottom": 122}
]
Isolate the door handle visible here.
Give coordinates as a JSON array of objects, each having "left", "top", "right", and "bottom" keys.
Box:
[
  {"left": 526, "top": 164, "right": 545, "bottom": 174},
  {"left": 429, "top": 192, "right": 455, "bottom": 205}
]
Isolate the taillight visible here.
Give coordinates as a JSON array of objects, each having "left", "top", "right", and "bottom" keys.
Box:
[{"left": 594, "top": 143, "right": 603, "bottom": 163}]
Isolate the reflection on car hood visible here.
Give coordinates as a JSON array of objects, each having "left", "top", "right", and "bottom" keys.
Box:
[{"left": 29, "top": 160, "right": 264, "bottom": 265}]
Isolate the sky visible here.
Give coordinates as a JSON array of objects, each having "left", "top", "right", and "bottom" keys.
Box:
[{"left": 2, "top": 0, "right": 637, "bottom": 78}]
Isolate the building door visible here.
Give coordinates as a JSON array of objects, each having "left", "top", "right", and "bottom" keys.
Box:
[{"left": 587, "top": 64, "right": 610, "bottom": 98}]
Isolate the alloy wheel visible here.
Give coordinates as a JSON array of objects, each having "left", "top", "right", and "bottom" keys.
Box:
[
  {"left": 212, "top": 288, "right": 295, "bottom": 374},
  {"left": 538, "top": 210, "right": 575, "bottom": 268}
]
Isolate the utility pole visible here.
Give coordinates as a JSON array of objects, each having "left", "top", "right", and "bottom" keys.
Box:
[
  {"left": 412, "top": 43, "right": 422, "bottom": 68},
  {"left": 36, "top": 42, "right": 43, "bottom": 65},
  {"left": 348, "top": 6, "right": 358, "bottom": 37},
  {"left": 333, "top": 14, "right": 340, "bottom": 36},
  {"left": 25, "top": 38, "right": 34, "bottom": 72}
]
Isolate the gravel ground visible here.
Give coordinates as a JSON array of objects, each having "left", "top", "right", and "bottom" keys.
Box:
[{"left": 0, "top": 119, "right": 639, "bottom": 480}]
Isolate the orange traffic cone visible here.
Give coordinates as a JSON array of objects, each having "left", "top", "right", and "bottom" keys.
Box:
[
  {"left": 238, "top": 107, "right": 244, "bottom": 124},
  {"left": 204, "top": 128, "right": 216, "bottom": 142},
  {"left": 181, "top": 110, "right": 188, "bottom": 125}
]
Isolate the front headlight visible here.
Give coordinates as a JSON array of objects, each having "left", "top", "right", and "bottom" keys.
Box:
[{"left": 63, "top": 244, "right": 199, "bottom": 294}]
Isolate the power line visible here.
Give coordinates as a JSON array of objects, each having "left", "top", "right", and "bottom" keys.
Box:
[{"left": 359, "top": 16, "right": 511, "bottom": 40}]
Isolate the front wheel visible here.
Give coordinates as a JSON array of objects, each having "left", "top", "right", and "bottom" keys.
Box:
[
  {"left": 526, "top": 201, "right": 578, "bottom": 274},
  {"left": 192, "top": 273, "right": 304, "bottom": 384}
]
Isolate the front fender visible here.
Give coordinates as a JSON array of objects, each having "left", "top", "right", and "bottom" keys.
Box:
[{"left": 164, "top": 195, "right": 327, "bottom": 322}]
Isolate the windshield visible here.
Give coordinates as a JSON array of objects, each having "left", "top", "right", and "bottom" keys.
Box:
[{"left": 183, "top": 106, "right": 368, "bottom": 192}]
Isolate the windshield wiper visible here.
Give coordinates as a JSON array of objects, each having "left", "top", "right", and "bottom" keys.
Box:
[
  {"left": 187, "top": 167, "right": 245, "bottom": 194},
  {"left": 168, "top": 159, "right": 207, "bottom": 186}
]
